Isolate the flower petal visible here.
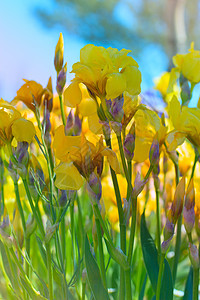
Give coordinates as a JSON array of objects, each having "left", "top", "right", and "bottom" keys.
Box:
[
  {"left": 123, "top": 66, "right": 141, "bottom": 96},
  {"left": 54, "top": 162, "right": 84, "bottom": 190},
  {"left": 12, "top": 118, "right": 35, "bottom": 143},
  {"left": 64, "top": 81, "right": 82, "bottom": 107},
  {"left": 106, "top": 73, "right": 126, "bottom": 99}
]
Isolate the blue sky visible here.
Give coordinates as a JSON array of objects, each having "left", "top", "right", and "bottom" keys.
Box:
[
  {"left": 0, "top": 0, "right": 85, "bottom": 100},
  {"left": 0, "top": 0, "right": 199, "bottom": 106}
]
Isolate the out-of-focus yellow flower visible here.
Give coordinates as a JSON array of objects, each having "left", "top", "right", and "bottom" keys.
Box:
[
  {"left": 172, "top": 42, "right": 200, "bottom": 84},
  {"left": 12, "top": 80, "right": 44, "bottom": 112},
  {"left": 133, "top": 108, "right": 167, "bottom": 162},
  {"left": 0, "top": 99, "right": 35, "bottom": 145},
  {"left": 64, "top": 44, "right": 141, "bottom": 107},
  {"left": 167, "top": 95, "right": 200, "bottom": 150},
  {"left": 154, "top": 72, "right": 171, "bottom": 98},
  {"left": 154, "top": 71, "right": 179, "bottom": 102},
  {"left": 178, "top": 141, "right": 195, "bottom": 175},
  {"left": 53, "top": 128, "right": 120, "bottom": 190}
]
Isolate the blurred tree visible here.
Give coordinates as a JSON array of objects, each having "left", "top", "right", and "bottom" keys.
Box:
[{"left": 36, "top": 0, "right": 200, "bottom": 59}]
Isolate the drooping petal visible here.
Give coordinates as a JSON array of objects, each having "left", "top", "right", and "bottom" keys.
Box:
[
  {"left": 54, "top": 162, "right": 84, "bottom": 190},
  {"left": 123, "top": 66, "right": 141, "bottom": 96},
  {"left": 78, "top": 97, "right": 97, "bottom": 116},
  {"left": 101, "top": 148, "right": 121, "bottom": 174},
  {"left": 64, "top": 81, "right": 82, "bottom": 107},
  {"left": 53, "top": 125, "right": 81, "bottom": 161},
  {"left": 106, "top": 73, "right": 126, "bottom": 99},
  {"left": 168, "top": 95, "right": 181, "bottom": 128},
  {"left": 13, "top": 80, "right": 44, "bottom": 111},
  {"left": 11, "top": 118, "right": 36, "bottom": 143}
]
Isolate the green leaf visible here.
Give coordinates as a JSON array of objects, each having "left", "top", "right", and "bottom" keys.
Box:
[
  {"left": 35, "top": 235, "right": 47, "bottom": 266},
  {"left": 20, "top": 277, "right": 47, "bottom": 300},
  {"left": 140, "top": 212, "right": 173, "bottom": 300},
  {"left": 0, "top": 241, "right": 21, "bottom": 295},
  {"left": 85, "top": 235, "right": 109, "bottom": 300},
  {"left": 104, "top": 238, "right": 129, "bottom": 271},
  {"left": 139, "top": 274, "right": 147, "bottom": 300},
  {"left": 183, "top": 267, "right": 193, "bottom": 300}
]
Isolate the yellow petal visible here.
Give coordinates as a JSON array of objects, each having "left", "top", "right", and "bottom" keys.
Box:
[
  {"left": 167, "top": 68, "right": 180, "bottom": 94},
  {"left": 12, "top": 118, "right": 36, "bottom": 143},
  {"left": 101, "top": 148, "right": 121, "bottom": 174},
  {"left": 78, "top": 97, "right": 97, "bottom": 117},
  {"left": 87, "top": 112, "right": 102, "bottom": 135},
  {"left": 166, "top": 130, "right": 185, "bottom": 151},
  {"left": 168, "top": 95, "right": 181, "bottom": 128},
  {"left": 53, "top": 125, "right": 81, "bottom": 161},
  {"left": 123, "top": 66, "right": 141, "bottom": 96},
  {"left": 106, "top": 73, "right": 126, "bottom": 99},
  {"left": 133, "top": 137, "right": 151, "bottom": 163},
  {"left": 54, "top": 162, "right": 84, "bottom": 190},
  {"left": 64, "top": 81, "right": 82, "bottom": 107}
]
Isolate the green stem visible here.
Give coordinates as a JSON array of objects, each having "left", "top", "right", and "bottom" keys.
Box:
[
  {"left": 155, "top": 183, "right": 161, "bottom": 257},
  {"left": 125, "top": 268, "right": 132, "bottom": 300},
  {"left": 25, "top": 237, "right": 30, "bottom": 279},
  {"left": 105, "top": 137, "right": 126, "bottom": 300},
  {"left": 93, "top": 203, "right": 114, "bottom": 246},
  {"left": 117, "top": 135, "right": 132, "bottom": 196},
  {"left": 70, "top": 202, "right": 75, "bottom": 267},
  {"left": 23, "top": 178, "right": 45, "bottom": 237},
  {"left": 82, "top": 281, "right": 86, "bottom": 300},
  {"left": 173, "top": 214, "right": 182, "bottom": 285},
  {"left": 190, "top": 151, "right": 198, "bottom": 183},
  {"left": 193, "top": 267, "right": 199, "bottom": 300},
  {"left": 127, "top": 196, "right": 137, "bottom": 265},
  {"left": 46, "top": 242, "right": 54, "bottom": 300},
  {"left": 172, "top": 162, "right": 180, "bottom": 285},
  {"left": 127, "top": 164, "right": 153, "bottom": 266},
  {"left": 95, "top": 215, "right": 107, "bottom": 289},
  {"left": 59, "top": 94, "right": 66, "bottom": 127},
  {"left": 156, "top": 253, "right": 165, "bottom": 300},
  {"left": 77, "top": 196, "right": 84, "bottom": 254},
  {"left": 48, "top": 147, "right": 54, "bottom": 176},
  {"left": 126, "top": 161, "right": 132, "bottom": 200},
  {"left": 35, "top": 114, "right": 56, "bottom": 222},
  {"left": 0, "top": 158, "right": 4, "bottom": 219},
  {"left": 14, "top": 181, "right": 26, "bottom": 234},
  {"left": 60, "top": 216, "right": 66, "bottom": 270}
]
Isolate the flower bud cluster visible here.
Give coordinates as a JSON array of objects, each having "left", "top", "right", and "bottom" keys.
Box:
[{"left": 161, "top": 177, "right": 185, "bottom": 253}]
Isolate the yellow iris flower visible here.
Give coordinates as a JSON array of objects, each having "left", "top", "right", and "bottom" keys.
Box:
[
  {"left": 133, "top": 108, "right": 167, "bottom": 162},
  {"left": 167, "top": 95, "right": 200, "bottom": 150},
  {"left": 12, "top": 79, "right": 45, "bottom": 112},
  {"left": 172, "top": 42, "right": 200, "bottom": 84},
  {"left": 0, "top": 99, "right": 35, "bottom": 145},
  {"left": 53, "top": 126, "right": 120, "bottom": 190},
  {"left": 64, "top": 44, "right": 141, "bottom": 107}
]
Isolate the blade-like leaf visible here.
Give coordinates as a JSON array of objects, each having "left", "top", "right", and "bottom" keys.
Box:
[
  {"left": 139, "top": 274, "right": 147, "bottom": 300},
  {"left": 85, "top": 235, "right": 109, "bottom": 300},
  {"left": 140, "top": 212, "right": 173, "bottom": 300},
  {"left": 183, "top": 267, "right": 193, "bottom": 300},
  {"left": 20, "top": 277, "right": 47, "bottom": 300}
]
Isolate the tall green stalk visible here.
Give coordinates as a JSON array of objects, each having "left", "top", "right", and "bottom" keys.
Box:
[
  {"left": 23, "top": 178, "right": 45, "bottom": 238},
  {"left": 172, "top": 161, "right": 180, "bottom": 285},
  {"left": 105, "top": 137, "right": 126, "bottom": 299},
  {"left": 193, "top": 268, "right": 199, "bottom": 300},
  {"left": 46, "top": 242, "right": 54, "bottom": 300},
  {"left": 95, "top": 215, "right": 107, "bottom": 289},
  {"left": 155, "top": 181, "right": 161, "bottom": 257},
  {"left": 59, "top": 94, "right": 66, "bottom": 127},
  {"left": 156, "top": 253, "right": 165, "bottom": 300}
]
